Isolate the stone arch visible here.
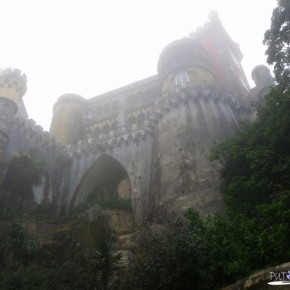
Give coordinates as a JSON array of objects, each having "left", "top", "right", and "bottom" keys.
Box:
[{"left": 71, "top": 154, "right": 132, "bottom": 208}]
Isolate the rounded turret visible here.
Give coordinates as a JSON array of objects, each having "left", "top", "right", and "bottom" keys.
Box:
[
  {"left": 0, "top": 68, "right": 27, "bottom": 178},
  {"left": 251, "top": 65, "right": 274, "bottom": 89},
  {"left": 157, "top": 38, "right": 215, "bottom": 96},
  {"left": 149, "top": 40, "right": 240, "bottom": 217},
  {"left": 0, "top": 68, "right": 27, "bottom": 105},
  {"left": 49, "top": 94, "right": 85, "bottom": 145},
  {"left": 157, "top": 38, "right": 213, "bottom": 77},
  {"left": 208, "top": 10, "right": 221, "bottom": 23}
]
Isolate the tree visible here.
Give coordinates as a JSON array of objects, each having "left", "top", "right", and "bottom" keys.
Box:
[
  {"left": 264, "top": 0, "right": 290, "bottom": 89},
  {"left": 205, "top": 1, "right": 290, "bottom": 280},
  {"left": 207, "top": 13, "right": 290, "bottom": 280},
  {"left": 119, "top": 211, "right": 215, "bottom": 290},
  {"left": 89, "top": 220, "right": 122, "bottom": 290},
  {"left": 209, "top": 87, "right": 290, "bottom": 214},
  {"left": 4, "top": 222, "right": 39, "bottom": 265},
  {"left": 3, "top": 152, "right": 45, "bottom": 211},
  {"left": 5, "top": 222, "right": 26, "bottom": 264}
]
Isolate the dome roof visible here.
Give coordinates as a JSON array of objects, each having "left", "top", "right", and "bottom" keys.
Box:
[
  {"left": 157, "top": 38, "right": 213, "bottom": 77},
  {"left": 57, "top": 94, "right": 85, "bottom": 103},
  {"left": 251, "top": 65, "right": 274, "bottom": 88},
  {"left": 53, "top": 94, "right": 85, "bottom": 111}
]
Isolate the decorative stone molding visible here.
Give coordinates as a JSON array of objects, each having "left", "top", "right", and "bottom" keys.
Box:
[{"left": 0, "top": 68, "right": 27, "bottom": 104}]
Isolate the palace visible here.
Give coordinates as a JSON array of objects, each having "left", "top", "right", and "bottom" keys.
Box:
[{"left": 0, "top": 12, "right": 274, "bottom": 232}]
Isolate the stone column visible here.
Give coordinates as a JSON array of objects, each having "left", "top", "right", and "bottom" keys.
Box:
[{"left": 0, "top": 69, "right": 27, "bottom": 178}]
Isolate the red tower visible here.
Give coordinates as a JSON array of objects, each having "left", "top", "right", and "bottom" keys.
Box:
[{"left": 191, "top": 11, "right": 250, "bottom": 99}]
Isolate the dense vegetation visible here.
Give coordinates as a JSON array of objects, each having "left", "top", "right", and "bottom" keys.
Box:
[
  {"left": 117, "top": 86, "right": 290, "bottom": 288},
  {"left": 0, "top": 219, "right": 122, "bottom": 290},
  {"left": 264, "top": 0, "right": 290, "bottom": 90},
  {"left": 0, "top": 152, "right": 45, "bottom": 214},
  {"left": 118, "top": 0, "right": 290, "bottom": 289}
]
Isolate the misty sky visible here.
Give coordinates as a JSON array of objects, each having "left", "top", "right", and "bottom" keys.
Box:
[{"left": 0, "top": 0, "right": 277, "bottom": 131}]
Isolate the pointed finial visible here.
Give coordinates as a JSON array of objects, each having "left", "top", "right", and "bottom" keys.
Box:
[{"left": 209, "top": 11, "right": 220, "bottom": 23}]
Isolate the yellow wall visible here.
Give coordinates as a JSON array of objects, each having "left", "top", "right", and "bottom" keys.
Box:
[
  {"left": 0, "top": 87, "right": 21, "bottom": 104},
  {"left": 161, "top": 67, "right": 215, "bottom": 97},
  {"left": 50, "top": 101, "right": 85, "bottom": 145}
]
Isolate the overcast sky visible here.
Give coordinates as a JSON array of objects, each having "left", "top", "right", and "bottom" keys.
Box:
[{"left": 0, "top": 0, "right": 277, "bottom": 131}]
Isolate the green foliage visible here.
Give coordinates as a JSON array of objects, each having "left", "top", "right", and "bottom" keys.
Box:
[
  {"left": 203, "top": 190, "right": 290, "bottom": 286},
  {"left": 210, "top": 87, "right": 290, "bottom": 214},
  {"left": 120, "top": 211, "right": 215, "bottom": 290},
  {"left": 0, "top": 264, "right": 47, "bottom": 290},
  {"left": 44, "top": 260, "right": 91, "bottom": 290},
  {"left": 206, "top": 48, "right": 290, "bottom": 283},
  {"left": 4, "top": 152, "right": 45, "bottom": 192},
  {"left": 2, "top": 152, "right": 45, "bottom": 212},
  {"left": 92, "top": 195, "right": 132, "bottom": 211},
  {"left": 205, "top": 212, "right": 266, "bottom": 285},
  {"left": 0, "top": 220, "right": 121, "bottom": 290},
  {"left": 0, "top": 261, "right": 91, "bottom": 290},
  {"left": 71, "top": 194, "right": 132, "bottom": 217},
  {"left": 3, "top": 222, "right": 39, "bottom": 265},
  {"left": 115, "top": 78, "right": 290, "bottom": 289},
  {"left": 0, "top": 267, "right": 24, "bottom": 290},
  {"left": 86, "top": 218, "right": 122, "bottom": 290},
  {"left": 264, "top": 0, "right": 290, "bottom": 89}
]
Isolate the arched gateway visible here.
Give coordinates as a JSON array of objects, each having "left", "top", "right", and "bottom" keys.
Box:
[{"left": 71, "top": 155, "right": 132, "bottom": 209}]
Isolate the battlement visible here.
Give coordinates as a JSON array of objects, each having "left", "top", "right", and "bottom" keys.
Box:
[
  {"left": 12, "top": 116, "right": 65, "bottom": 157},
  {"left": 0, "top": 13, "right": 271, "bottom": 222},
  {"left": 65, "top": 123, "right": 153, "bottom": 158},
  {"left": 0, "top": 68, "right": 27, "bottom": 102},
  {"left": 64, "top": 83, "right": 252, "bottom": 161}
]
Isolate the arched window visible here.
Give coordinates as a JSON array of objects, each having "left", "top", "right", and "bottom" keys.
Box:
[{"left": 175, "top": 71, "right": 190, "bottom": 88}]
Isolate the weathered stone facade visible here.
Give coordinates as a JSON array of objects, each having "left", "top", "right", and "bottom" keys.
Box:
[{"left": 0, "top": 14, "right": 274, "bottom": 229}]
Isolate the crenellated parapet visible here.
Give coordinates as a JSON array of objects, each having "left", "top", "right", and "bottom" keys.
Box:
[
  {"left": 65, "top": 126, "right": 153, "bottom": 159},
  {"left": 68, "top": 83, "right": 252, "bottom": 160},
  {"left": 11, "top": 116, "right": 66, "bottom": 159},
  {"left": 148, "top": 80, "right": 252, "bottom": 216},
  {"left": 154, "top": 84, "right": 251, "bottom": 122},
  {"left": 0, "top": 14, "right": 274, "bottom": 222},
  {"left": 86, "top": 118, "right": 118, "bottom": 138},
  {"left": 0, "top": 68, "right": 27, "bottom": 104}
]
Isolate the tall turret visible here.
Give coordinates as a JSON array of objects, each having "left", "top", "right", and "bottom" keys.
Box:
[
  {"left": 149, "top": 38, "right": 241, "bottom": 216},
  {"left": 191, "top": 11, "right": 250, "bottom": 99},
  {"left": 157, "top": 38, "right": 215, "bottom": 95},
  {"left": 49, "top": 94, "right": 86, "bottom": 145},
  {"left": 251, "top": 65, "right": 274, "bottom": 91},
  {"left": 250, "top": 65, "right": 275, "bottom": 105},
  {"left": 0, "top": 69, "right": 27, "bottom": 175}
]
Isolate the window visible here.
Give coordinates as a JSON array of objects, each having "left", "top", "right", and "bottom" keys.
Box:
[{"left": 175, "top": 71, "right": 190, "bottom": 88}]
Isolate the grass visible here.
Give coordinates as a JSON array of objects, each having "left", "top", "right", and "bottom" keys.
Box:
[{"left": 70, "top": 194, "right": 132, "bottom": 217}]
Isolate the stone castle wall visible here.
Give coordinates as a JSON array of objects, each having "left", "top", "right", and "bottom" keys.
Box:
[{"left": 0, "top": 14, "right": 275, "bottom": 227}]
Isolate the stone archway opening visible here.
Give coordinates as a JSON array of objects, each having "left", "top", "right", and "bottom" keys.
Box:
[{"left": 72, "top": 155, "right": 132, "bottom": 210}]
